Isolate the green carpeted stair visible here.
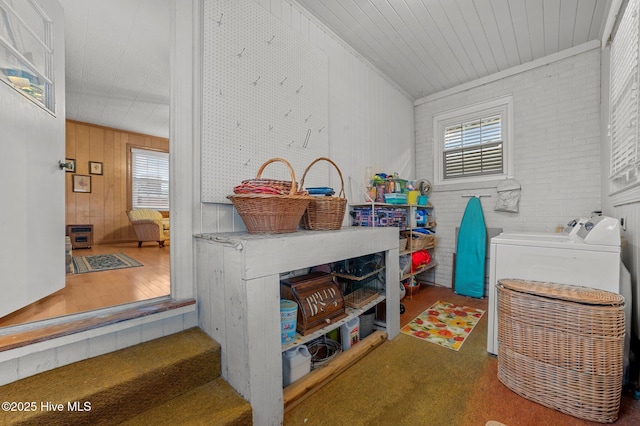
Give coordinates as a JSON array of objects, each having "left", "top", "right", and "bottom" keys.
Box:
[{"left": 0, "top": 327, "right": 252, "bottom": 425}]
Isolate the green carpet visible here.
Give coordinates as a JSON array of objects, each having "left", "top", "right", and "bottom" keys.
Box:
[
  {"left": 0, "top": 328, "right": 251, "bottom": 425},
  {"left": 284, "top": 287, "right": 640, "bottom": 426},
  {"left": 72, "top": 252, "right": 143, "bottom": 274},
  {"left": 284, "top": 297, "right": 490, "bottom": 425}
]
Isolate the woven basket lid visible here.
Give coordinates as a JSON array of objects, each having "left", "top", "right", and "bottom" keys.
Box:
[{"left": 498, "top": 279, "right": 624, "bottom": 306}]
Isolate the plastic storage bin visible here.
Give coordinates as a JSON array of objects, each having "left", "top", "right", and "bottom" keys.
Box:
[{"left": 359, "top": 308, "right": 376, "bottom": 338}]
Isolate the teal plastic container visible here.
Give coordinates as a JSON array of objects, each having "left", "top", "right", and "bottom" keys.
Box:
[{"left": 280, "top": 300, "right": 298, "bottom": 345}]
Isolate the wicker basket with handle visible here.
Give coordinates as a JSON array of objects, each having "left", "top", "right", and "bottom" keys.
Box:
[
  {"left": 299, "top": 157, "right": 347, "bottom": 230},
  {"left": 228, "top": 158, "right": 312, "bottom": 234}
]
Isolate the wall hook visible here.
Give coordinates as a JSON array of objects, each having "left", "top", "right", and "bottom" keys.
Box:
[
  {"left": 318, "top": 126, "right": 325, "bottom": 133},
  {"left": 280, "top": 77, "right": 288, "bottom": 86},
  {"left": 216, "top": 13, "right": 224, "bottom": 26},
  {"left": 288, "top": 140, "right": 295, "bottom": 147},
  {"left": 284, "top": 109, "right": 291, "bottom": 118},
  {"left": 302, "top": 129, "right": 311, "bottom": 148},
  {"left": 252, "top": 76, "right": 261, "bottom": 86},
  {"left": 296, "top": 85, "right": 303, "bottom": 94},
  {"left": 266, "top": 35, "right": 275, "bottom": 45},
  {"left": 304, "top": 114, "right": 312, "bottom": 123},
  {"left": 237, "top": 47, "right": 245, "bottom": 58},
  {"left": 243, "top": 159, "right": 251, "bottom": 166}
]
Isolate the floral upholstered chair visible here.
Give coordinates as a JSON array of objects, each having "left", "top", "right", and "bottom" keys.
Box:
[{"left": 127, "top": 209, "right": 170, "bottom": 247}]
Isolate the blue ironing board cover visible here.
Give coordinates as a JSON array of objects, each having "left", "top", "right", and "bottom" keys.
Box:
[{"left": 454, "top": 197, "right": 487, "bottom": 298}]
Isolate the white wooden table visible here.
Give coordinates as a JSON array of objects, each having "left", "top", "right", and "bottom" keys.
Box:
[{"left": 195, "top": 227, "right": 400, "bottom": 426}]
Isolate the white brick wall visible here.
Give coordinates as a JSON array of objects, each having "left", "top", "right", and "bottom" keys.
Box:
[{"left": 415, "top": 48, "right": 602, "bottom": 289}]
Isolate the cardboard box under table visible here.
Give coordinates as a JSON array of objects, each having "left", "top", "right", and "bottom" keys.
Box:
[{"left": 497, "top": 278, "right": 625, "bottom": 423}]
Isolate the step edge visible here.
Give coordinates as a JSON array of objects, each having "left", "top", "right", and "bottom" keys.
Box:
[
  {"left": 1, "top": 328, "right": 221, "bottom": 425},
  {"left": 0, "top": 299, "right": 196, "bottom": 354},
  {"left": 119, "top": 377, "right": 252, "bottom": 426}
]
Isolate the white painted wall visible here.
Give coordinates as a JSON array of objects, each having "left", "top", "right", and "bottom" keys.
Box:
[
  {"left": 195, "top": 0, "right": 415, "bottom": 234},
  {"left": 415, "top": 47, "right": 603, "bottom": 288}
]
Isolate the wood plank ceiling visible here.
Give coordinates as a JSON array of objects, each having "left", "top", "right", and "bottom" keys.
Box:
[
  {"left": 58, "top": 0, "right": 610, "bottom": 138},
  {"left": 295, "top": 0, "right": 610, "bottom": 99}
]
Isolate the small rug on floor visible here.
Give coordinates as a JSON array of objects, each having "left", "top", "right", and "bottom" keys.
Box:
[
  {"left": 401, "top": 300, "right": 485, "bottom": 351},
  {"left": 72, "top": 253, "right": 143, "bottom": 274}
]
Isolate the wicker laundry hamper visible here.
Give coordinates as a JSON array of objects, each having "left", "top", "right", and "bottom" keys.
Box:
[{"left": 497, "top": 279, "right": 625, "bottom": 423}]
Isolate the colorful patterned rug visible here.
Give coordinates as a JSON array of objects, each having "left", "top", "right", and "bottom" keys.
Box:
[
  {"left": 401, "top": 301, "right": 485, "bottom": 351},
  {"left": 72, "top": 253, "right": 143, "bottom": 274}
]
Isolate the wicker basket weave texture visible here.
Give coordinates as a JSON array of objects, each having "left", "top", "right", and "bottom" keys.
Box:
[
  {"left": 400, "top": 230, "right": 435, "bottom": 250},
  {"left": 299, "top": 157, "right": 347, "bottom": 231},
  {"left": 497, "top": 279, "right": 625, "bottom": 423},
  {"left": 227, "top": 158, "right": 311, "bottom": 234}
]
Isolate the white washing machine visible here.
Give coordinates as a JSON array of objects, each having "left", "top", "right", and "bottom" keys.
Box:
[{"left": 487, "top": 216, "right": 632, "bottom": 372}]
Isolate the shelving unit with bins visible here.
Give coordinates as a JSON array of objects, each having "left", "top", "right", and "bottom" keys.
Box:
[
  {"left": 195, "top": 227, "right": 399, "bottom": 425},
  {"left": 350, "top": 202, "right": 438, "bottom": 287}
]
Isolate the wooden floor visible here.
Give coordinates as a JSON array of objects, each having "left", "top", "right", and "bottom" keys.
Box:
[{"left": 0, "top": 242, "right": 170, "bottom": 328}]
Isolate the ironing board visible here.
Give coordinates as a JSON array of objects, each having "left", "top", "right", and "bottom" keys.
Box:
[{"left": 454, "top": 197, "right": 487, "bottom": 298}]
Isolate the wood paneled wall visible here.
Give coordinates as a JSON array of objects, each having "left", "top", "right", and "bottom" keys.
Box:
[{"left": 65, "top": 121, "right": 169, "bottom": 244}]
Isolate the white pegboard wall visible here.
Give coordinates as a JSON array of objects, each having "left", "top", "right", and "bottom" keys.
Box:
[{"left": 202, "top": 0, "right": 329, "bottom": 203}]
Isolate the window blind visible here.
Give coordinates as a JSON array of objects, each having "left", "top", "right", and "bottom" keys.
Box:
[
  {"left": 131, "top": 148, "right": 169, "bottom": 210},
  {"left": 610, "top": 0, "right": 639, "bottom": 180},
  {"left": 443, "top": 114, "right": 503, "bottom": 179}
]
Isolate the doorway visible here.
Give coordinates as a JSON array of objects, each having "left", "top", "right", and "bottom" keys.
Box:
[{"left": 0, "top": 0, "right": 173, "bottom": 329}]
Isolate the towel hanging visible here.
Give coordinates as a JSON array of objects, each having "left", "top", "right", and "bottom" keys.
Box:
[{"left": 495, "top": 179, "right": 521, "bottom": 213}]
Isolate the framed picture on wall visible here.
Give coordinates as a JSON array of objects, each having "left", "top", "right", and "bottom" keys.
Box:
[
  {"left": 72, "top": 174, "right": 91, "bottom": 193},
  {"left": 64, "top": 158, "right": 75, "bottom": 172},
  {"left": 89, "top": 161, "right": 103, "bottom": 175}
]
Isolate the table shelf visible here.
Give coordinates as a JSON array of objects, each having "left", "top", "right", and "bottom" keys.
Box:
[{"left": 281, "top": 294, "right": 385, "bottom": 352}]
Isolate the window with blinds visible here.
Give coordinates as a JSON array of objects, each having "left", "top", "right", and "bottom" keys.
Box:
[
  {"left": 433, "top": 96, "right": 512, "bottom": 185},
  {"left": 443, "top": 115, "right": 503, "bottom": 179},
  {"left": 131, "top": 147, "right": 169, "bottom": 210},
  {"left": 609, "top": 0, "right": 639, "bottom": 185}
]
